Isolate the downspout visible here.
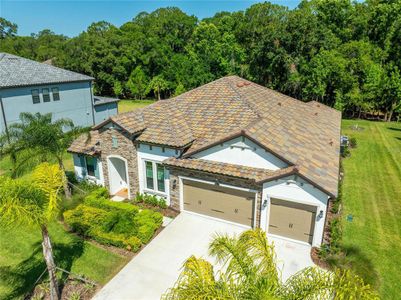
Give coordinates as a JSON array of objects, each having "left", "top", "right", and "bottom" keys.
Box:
[
  {"left": 0, "top": 96, "right": 10, "bottom": 141},
  {"left": 89, "top": 81, "right": 96, "bottom": 126}
]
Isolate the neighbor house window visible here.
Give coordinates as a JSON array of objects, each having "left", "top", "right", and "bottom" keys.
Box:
[
  {"left": 144, "top": 160, "right": 166, "bottom": 193},
  {"left": 85, "top": 156, "right": 98, "bottom": 178},
  {"left": 31, "top": 89, "right": 40, "bottom": 104},
  {"left": 42, "top": 88, "right": 50, "bottom": 102},
  {"left": 52, "top": 87, "right": 60, "bottom": 101}
]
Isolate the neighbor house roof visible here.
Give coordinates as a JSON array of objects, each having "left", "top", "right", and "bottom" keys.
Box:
[
  {"left": 93, "top": 96, "right": 120, "bottom": 107},
  {"left": 0, "top": 53, "right": 94, "bottom": 89},
  {"left": 71, "top": 76, "right": 341, "bottom": 197}
]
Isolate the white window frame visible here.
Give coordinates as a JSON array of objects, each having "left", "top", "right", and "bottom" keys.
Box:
[{"left": 143, "top": 159, "right": 166, "bottom": 195}]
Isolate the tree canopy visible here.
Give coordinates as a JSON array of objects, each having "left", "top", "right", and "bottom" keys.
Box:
[{"left": 1, "top": 1, "right": 400, "bottom": 119}]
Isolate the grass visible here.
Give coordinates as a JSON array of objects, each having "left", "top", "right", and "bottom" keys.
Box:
[
  {"left": 341, "top": 119, "right": 401, "bottom": 299},
  {"left": 118, "top": 99, "right": 155, "bottom": 113},
  {"left": 0, "top": 222, "right": 129, "bottom": 299}
]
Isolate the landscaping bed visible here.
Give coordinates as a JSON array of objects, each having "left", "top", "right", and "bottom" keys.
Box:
[{"left": 63, "top": 188, "right": 163, "bottom": 252}]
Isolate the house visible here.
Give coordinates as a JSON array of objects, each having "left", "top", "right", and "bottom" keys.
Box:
[
  {"left": 68, "top": 76, "right": 341, "bottom": 247},
  {"left": 0, "top": 53, "right": 119, "bottom": 134}
]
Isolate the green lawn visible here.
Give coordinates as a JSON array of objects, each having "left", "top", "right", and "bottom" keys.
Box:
[
  {"left": 118, "top": 99, "right": 155, "bottom": 113},
  {"left": 0, "top": 222, "right": 129, "bottom": 299},
  {"left": 341, "top": 120, "right": 401, "bottom": 299}
]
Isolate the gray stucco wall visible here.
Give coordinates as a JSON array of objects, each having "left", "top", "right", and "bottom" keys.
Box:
[
  {"left": 0, "top": 81, "right": 94, "bottom": 132},
  {"left": 94, "top": 102, "right": 118, "bottom": 125}
]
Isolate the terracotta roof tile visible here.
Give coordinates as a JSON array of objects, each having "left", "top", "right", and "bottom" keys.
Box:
[
  {"left": 163, "top": 157, "right": 297, "bottom": 182},
  {"left": 68, "top": 131, "right": 100, "bottom": 155}
]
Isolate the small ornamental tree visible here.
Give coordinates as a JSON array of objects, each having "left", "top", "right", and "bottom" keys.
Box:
[
  {"left": 162, "top": 229, "right": 379, "bottom": 300},
  {"left": 0, "top": 163, "right": 65, "bottom": 300}
]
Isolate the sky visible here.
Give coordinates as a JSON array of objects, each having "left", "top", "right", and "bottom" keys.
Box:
[{"left": 0, "top": 0, "right": 301, "bottom": 37}]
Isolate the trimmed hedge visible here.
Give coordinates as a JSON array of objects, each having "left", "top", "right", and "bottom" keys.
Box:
[{"left": 63, "top": 188, "right": 163, "bottom": 251}]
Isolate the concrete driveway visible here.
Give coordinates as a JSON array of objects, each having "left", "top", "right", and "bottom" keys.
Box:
[{"left": 93, "top": 213, "right": 314, "bottom": 300}]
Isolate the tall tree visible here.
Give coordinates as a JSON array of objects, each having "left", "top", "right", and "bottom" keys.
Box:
[
  {"left": 1, "top": 113, "right": 82, "bottom": 197},
  {"left": 0, "top": 17, "right": 17, "bottom": 38},
  {"left": 163, "top": 229, "right": 378, "bottom": 299},
  {"left": 0, "top": 163, "right": 65, "bottom": 300}
]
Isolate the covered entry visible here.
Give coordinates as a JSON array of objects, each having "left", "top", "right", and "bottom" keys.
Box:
[
  {"left": 182, "top": 179, "right": 255, "bottom": 226},
  {"left": 107, "top": 156, "right": 129, "bottom": 196},
  {"left": 268, "top": 198, "right": 316, "bottom": 244}
]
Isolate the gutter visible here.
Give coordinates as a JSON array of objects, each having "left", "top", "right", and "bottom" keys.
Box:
[
  {"left": 0, "top": 96, "right": 10, "bottom": 141},
  {"left": 89, "top": 81, "right": 96, "bottom": 126}
]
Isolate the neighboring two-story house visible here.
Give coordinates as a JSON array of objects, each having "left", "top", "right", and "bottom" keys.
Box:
[
  {"left": 69, "top": 76, "right": 341, "bottom": 248},
  {"left": 0, "top": 53, "right": 119, "bottom": 134}
]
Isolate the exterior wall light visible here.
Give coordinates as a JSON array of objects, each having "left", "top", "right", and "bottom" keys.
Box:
[
  {"left": 263, "top": 199, "right": 268, "bottom": 208},
  {"left": 318, "top": 210, "right": 324, "bottom": 218}
]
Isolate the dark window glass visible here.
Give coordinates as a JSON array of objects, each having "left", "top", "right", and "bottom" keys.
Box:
[
  {"left": 52, "top": 87, "right": 60, "bottom": 101},
  {"left": 156, "top": 163, "right": 165, "bottom": 192},
  {"left": 145, "top": 161, "right": 154, "bottom": 190},
  {"left": 32, "top": 89, "right": 40, "bottom": 104},
  {"left": 86, "top": 157, "right": 96, "bottom": 177},
  {"left": 42, "top": 88, "right": 50, "bottom": 102}
]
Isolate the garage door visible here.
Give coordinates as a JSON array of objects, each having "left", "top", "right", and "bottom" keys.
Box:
[
  {"left": 183, "top": 180, "right": 255, "bottom": 226},
  {"left": 268, "top": 198, "right": 316, "bottom": 244}
]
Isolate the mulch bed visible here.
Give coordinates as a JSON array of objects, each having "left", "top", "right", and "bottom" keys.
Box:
[
  {"left": 310, "top": 247, "right": 330, "bottom": 270},
  {"left": 29, "top": 277, "right": 98, "bottom": 300},
  {"left": 134, "top": 202, "right": 180, "bottom": 218}
]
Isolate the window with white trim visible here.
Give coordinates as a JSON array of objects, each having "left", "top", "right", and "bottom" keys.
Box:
[
  {"left": 144, "top": 160, "right": 166, "bottom": 193},
  {"left": 31, "top": 89, "right": 40, "bottom": 104},
  {"left": 42, "top": 88, "right": 50, "bottom": 102},
  {"left": 52, "top": 87, "right": 60, "bottom": 101}
]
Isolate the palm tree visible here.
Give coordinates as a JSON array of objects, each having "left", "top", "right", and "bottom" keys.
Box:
[
  {"left": 162, "top": 229, "right": 378, "bottom": 300},
  {"left": 0, "top": 112, "right": 84, "bottom": 197},
  {"left": 0, "top": 163, "right": 65, "bottom": 300}
]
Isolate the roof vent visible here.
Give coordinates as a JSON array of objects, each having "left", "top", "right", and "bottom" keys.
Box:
[
  {"left": 314, "top": 112, "right": 318, "bottom": 116},
  {"left": 329, "top": 139, "right": 334, "bottom": 146},
  {"left": 236, "top": 82, "right": 245, "bottom": 88},
  {"left": 243, "top": 82, "right": 251, "bottom": 86},
  {"left": 278, "top": 102, "right": 282, "bottom": 106}
]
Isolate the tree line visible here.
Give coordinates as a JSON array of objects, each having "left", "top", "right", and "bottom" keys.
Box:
[{"left": 1, "top": 0, "right": 401, "bottom": 120}]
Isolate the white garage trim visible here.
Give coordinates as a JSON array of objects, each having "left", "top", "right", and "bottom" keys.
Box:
[
  {"left": 178, "top": 176, "right": 258, "bottom": 228},
  {"left": 261, "top": 176, "right": 329, "bottom": 247},
  {"left": 264, "top": 196, "right": 319, "bottom": 246}
]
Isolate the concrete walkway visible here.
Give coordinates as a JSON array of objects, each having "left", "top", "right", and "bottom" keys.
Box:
[{"left": 93, "top": 213, "right": 314, "bottom": 300}]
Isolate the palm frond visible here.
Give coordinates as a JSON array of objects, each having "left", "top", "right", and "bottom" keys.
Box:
[
  {"left": 0, "top": 177, "right": 45, "bottom": 227},
  {"left": 162, "top": 256, "right": 235, "bottom": 300}
]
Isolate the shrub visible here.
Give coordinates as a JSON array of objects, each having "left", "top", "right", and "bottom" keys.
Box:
[
  {"left": 137, "top": 223, "right": 159, "bottom": 243},
  {"left": 90, "top": 229, "right": 141, "bottom": 251},
  {"left": 63, "top": 204, "right": 108, "bottom": 235},
  {"left": 134, "top": 209, "right": 163, "bottom": 243},
  {"left": 84, "top": 193, "right": 139, "bottom": 216},
  {"left": 135, "top": 192, "right": 168, "bottom": 209},
  {"left": 349, "top": 137, "right": 357, "bottom": 148}
]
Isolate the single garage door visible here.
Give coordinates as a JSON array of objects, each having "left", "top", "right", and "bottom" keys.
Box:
[
  {"left": 183, "top": 180, "right": 255, "bottom": 226},
  {"left": 268, "top": 198, "right": 316, "bottom": 244}
]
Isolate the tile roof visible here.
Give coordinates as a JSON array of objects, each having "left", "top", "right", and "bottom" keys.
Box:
[
  {"left": 72, "top": 76, "right": 341, "bottom": 197},
  {"left": 163, "top": 157, "right": 297, "bottom": 183},
  {"left": 68, "top": 131, "right": 100, "bottom": 156},
  {"left": 0, "top": 53, "right": 94, "bottom": 89}
]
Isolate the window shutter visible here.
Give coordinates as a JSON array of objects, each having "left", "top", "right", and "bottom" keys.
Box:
[
  {"left": 94, "top": 158, "right": 100, "bottom": 179},
  {"left": 79, "top": 155, "right": 87, "bottom": 177}
]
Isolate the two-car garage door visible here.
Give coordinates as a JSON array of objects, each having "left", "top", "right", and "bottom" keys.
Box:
[{"left": 183, "top": 180, "right": 255, "bottom": 227}]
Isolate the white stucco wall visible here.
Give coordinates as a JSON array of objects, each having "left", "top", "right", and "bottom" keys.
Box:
[
  {"left": 137, "top": 143, "right": 181, "bottom": 205},
  {"left": 72, "top": 153, "right": 104, "bottom": 186},
  {"left": 192, "top": 136, "right": 288, "bottom": 170},
  {"left": 260, "top": 175, "right": 329, "bottom": 247}
]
